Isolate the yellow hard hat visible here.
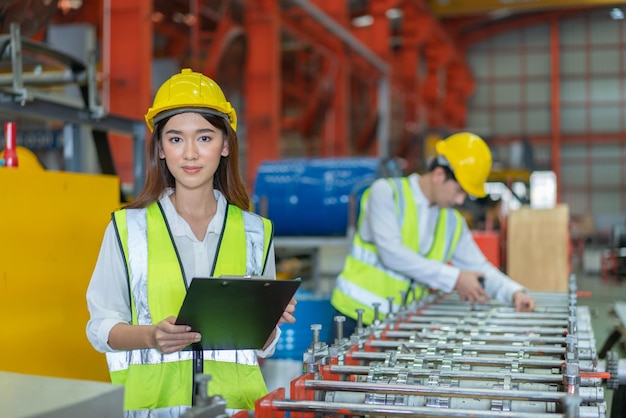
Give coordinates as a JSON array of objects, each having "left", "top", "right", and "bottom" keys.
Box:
[
  {"left": 145, "top": 68, "right": 237, "bottom": 132},
  {"left": 435, "top": 132, "right": 492, "bottom": 198}
]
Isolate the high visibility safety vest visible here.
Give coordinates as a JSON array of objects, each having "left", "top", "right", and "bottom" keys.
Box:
[
  {"left": 107, "top": 201, "right": 273, "bottom": 417},
  {"left": 331, "top": 177, "right": 463, "bottom": 325}
]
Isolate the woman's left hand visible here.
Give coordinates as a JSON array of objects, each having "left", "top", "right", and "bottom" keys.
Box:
[{"left": 278, "top": 297, "right": 297, "bottom": 325}]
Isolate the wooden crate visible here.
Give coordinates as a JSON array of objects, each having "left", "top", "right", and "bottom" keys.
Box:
[{"left": 506, "top": 204, "right": 570, "bottom": 292}]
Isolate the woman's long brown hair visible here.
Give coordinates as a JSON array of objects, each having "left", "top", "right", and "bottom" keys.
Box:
[{"left": 125, "top": 113, "right": 250, "bottom": 210}]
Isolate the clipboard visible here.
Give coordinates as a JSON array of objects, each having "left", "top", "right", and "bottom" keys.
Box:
[{"left": 175, "top": 276, "right": 301, "bottom": 350}]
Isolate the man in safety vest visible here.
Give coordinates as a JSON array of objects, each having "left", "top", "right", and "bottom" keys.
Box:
[{"left": 330, "top": 132, "right": 535, "bottom": 338}]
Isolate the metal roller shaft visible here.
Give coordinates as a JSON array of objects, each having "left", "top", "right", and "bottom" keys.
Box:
[
  {"left": 305, "top": 380, "right": 604, "bottom": 403},
  {"left": 270, "top": 399, "right": 598, "bottom": 417},
  {"left": 329, "top": 365, "right": 564, "bottom": 383}
]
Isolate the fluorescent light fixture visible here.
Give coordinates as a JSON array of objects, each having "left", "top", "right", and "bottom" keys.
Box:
[
  {"left": 57, "top": 0, "right": 83, "bottom": 10},
  {"left": 385, "top": 8, "right": 403, "bottom": 20},
  {"left": 488, "top": 8, "right": 512, "bottom": 19},
  {"left": 610, "top": 7, "right": 624, "bottom": 20},
  {"left": 352, "top": 15, "right": 374, "bottom": 28}
]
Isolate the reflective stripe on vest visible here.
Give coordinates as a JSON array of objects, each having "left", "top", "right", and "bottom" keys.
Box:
[
  {"left": 107, "top": 201, "right": 273, "bottom": 415},
  {"left": 331, "top": 177, "right": 462, "bottom": 325}
]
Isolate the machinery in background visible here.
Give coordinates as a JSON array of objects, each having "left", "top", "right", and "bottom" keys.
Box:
[
  {"left": 181, "top": 375, "right": 230, "bottom": 418},
  {"left": 252, "top": 157, "right": 402, "bottom": 237},
  {"left": 460, "top": 167, "right": 531, "bottom": 231},
  {"left": 0, "top": 0, "right": 58, "bottom": 37},
  {"left": 601, "top": 223, "right": 626, "bottom": 281},
  {"left": 0, "top": 145, "right": 120, "bottom": 382},
  {"left": 458, "top": 167, "right": 532, "bottom": 272},
  {"left": 0, "top": 21, "right": 145, "bottom": 199},
  {"left": 0, "top": 24, "right": 142, "bottom": 382},
  {"left": 235, "top": 275, "right": 624, "bottom": 417},
  {"left": 252, "top": 157, "right": 402, "bottom": 288},
  {"left": 251, "top": 157, "right": 531, "bottom": 288}
]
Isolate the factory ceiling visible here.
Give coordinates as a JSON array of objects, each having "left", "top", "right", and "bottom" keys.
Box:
[
  {"left": 1, "top": 1, "right": 624, "bottom": 42},
  {"left": 427, "top": 0, "right": 626, "bottom": 18}
]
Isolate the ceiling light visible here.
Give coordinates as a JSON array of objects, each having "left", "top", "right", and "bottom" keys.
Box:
[
  {"left": 183, "top": 14, "right": 197, "bottom": 26},
  {"left": 151, "top": 12, "right": 164, "bottom": 23},
  {"left": 172, "top": 12, "right": 185, "bottom": 24},
  {"left": 57, "top": 0, "right": 83, "bottom": 12},
  {"left": 488, "top": 8, "right": 512, "bottom": 19},
  {"left": 352, "top": 15, "right": 374, "bottom": 28},
  {"left": 610, "top": 8, "right": 624, "bottom": 20},
  {"left": 385, "top": 8, "right": 403, "bottom": 20}
]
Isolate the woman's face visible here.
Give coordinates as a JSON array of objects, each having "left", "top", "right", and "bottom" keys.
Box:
[{"left": 158, "top": 112, "right": 229, "bottom": 191}]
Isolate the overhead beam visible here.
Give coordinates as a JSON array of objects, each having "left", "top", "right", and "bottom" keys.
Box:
[
  {"left": 288, "top": 0, "right": 389, "bottom": 74},
  {"left": 287, "top": 0, "right": 392, "bottom": 158},
  {"left": 428, "top": 0, "right": 626, "bottom": 17}
]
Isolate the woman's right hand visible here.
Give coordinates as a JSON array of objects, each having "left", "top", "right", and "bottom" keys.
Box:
[{"left": 153, "top": 316, "right": 201, "bottom": 354}]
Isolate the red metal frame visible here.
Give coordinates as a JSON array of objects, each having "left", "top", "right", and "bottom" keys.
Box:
[
  {"left": 242, "top": 387, "right": 286, "bottom": 418},
  {"left": 106, "top": 0, "right": 153, "bottom": 186},
  {"left": 549, "top": 16, "right": 561, "bottom": 203},
  {"left": 46, "top": 2, "right": 626, "bottom": 212},
  {"left": 289, "top": 372, "right": 316, "bottom": 418},
  {"left": 50, "top": 0, "right": 467, "bottom": 189},
  {"left": 243, "top": 0, "right": 282, "bottom": 186},
  {"left": 601, "top": 250, "right": 625, "bottom": 281}
]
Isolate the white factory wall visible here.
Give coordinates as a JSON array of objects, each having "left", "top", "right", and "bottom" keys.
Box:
[{"left": 466, "top": 7, "right": 626, "bottom": 231}]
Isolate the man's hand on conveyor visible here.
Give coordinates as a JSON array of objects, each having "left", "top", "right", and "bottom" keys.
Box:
[
  {"left": 513, "top": 290, "right": 536, "bottom": 312},
  {"left": 454, "top": 271, "right": 490, "bottom": 304}
]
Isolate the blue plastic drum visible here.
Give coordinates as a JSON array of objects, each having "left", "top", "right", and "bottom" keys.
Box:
[{"left": 252, "top": 157, "right": 387, "bottom": 236}]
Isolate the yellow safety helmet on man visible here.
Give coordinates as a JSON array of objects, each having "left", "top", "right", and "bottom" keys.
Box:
[
  {"left": 145, "top": 68, "right": 237, "bottom": 132},
  {"left": 435, "top": 132, "right": 492, "bottom": 198}
]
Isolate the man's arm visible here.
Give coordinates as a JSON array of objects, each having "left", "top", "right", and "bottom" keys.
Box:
[
  {"left": 363, "top": 178, "right": 459, "bottom": 292},
  {"left": 449, "top": 220, "right": 534, "bottom": 308}
]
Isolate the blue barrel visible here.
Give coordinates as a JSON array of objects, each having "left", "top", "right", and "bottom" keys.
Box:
[
  {"left": 273, "top": 290, "right": 334, "bottom": 360},
  {"left": 252, "top": 157, "right": 385, "bottom": 236}
]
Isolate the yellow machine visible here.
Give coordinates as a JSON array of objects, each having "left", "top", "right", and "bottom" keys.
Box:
[{"left": 0, "top": 147, "right": 120, "bottom": 382}]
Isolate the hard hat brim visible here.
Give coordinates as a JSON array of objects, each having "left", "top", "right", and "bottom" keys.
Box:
[
  {"left": 152, "top": 107, "right": 231, "bottom": 128},
  {"left": 458, "top": 180, "right": 487, "bottom": 198}
]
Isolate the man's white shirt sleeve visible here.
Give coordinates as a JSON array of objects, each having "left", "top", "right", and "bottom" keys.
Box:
[{"left": 361, "top": 174, "right": 525, "bottom": 304}]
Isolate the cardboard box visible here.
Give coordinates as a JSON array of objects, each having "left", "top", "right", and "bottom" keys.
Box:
[{"left": 507, "top": 204, "right": 570, "bottom": 292}]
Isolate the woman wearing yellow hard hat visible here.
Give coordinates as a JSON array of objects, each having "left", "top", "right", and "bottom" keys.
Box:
[
  {"left": 86, "top": 68, "right": 296, "bottom": 416},
  {"left": 329, "top": 131, "right": 535, "bottom": 341}
]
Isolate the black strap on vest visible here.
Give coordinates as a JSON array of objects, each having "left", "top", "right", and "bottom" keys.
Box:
[{"left": 192, "top": 346, "right": 204, "bottom": 405}]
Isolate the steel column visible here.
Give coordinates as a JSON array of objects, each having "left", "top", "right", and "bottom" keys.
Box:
[
  {"left": 315, "top": 0, "right": 349, "bottom": 157},
  {"left": 289, "top": 0, "right": 391, "bottom": 158},
  {"left": 106, "top": 0, "right": 152, "bottom": 190},
  {"left": 243, "top": 0, "right": 281, "bottom": 188},
  {"left": 550, "top": 16, "right": 562, "bottom": 202}
]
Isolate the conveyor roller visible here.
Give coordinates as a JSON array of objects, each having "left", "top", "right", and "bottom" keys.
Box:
[{"left": 233, "top": 275, "right": 623, "bottom": 418}]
